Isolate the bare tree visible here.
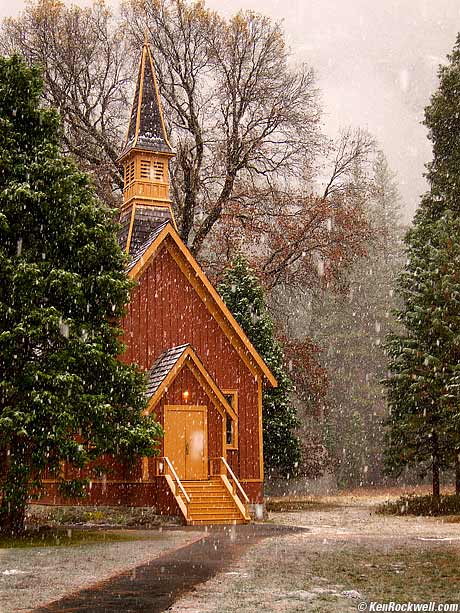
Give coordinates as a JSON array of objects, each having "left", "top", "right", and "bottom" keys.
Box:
[
  {"left": 0, "top": 0, "right": 132, "bottom": 205},
  {"left": 122, "top": 0, "right": 322, "bottom": 254},
  {"left": 1, "top": 0, "right": 374, "bottom": 288},
  {"left": 322, "top": 127, "right": 375, "bottom": 200}
]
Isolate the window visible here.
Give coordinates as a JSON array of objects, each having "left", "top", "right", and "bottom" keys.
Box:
[
  {"left": 153, "top": 161, "right": 164, "bottom": 181},
  {"left": 140, "top": 159, "right": 151, "bottom": 179},
  {"left": 124, "top": 160, "right": 135, "bottom": 186},
  {"left": 226, "top": 417, "right": 234, "bottom": 446},
  {"left": 223, "top": 391, "right": 238, "bottom": 449}
]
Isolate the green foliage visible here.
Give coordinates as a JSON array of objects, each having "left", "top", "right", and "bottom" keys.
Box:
[
  {"left": 383, "top": 211, "right": 460, "bottom": 480},
  {"left": 424, "top": 35, "right": 460, "bottom": 216},
  {"left": 218, "top": 256, "right": 302, "bottom": 477},
  {"left": 383, "top": 35, "right": 460, "bottom": 496},
  {"left": 377, "top": 494, "right": 460, "bottom": 517},
  {"left": 0, "top": 55, "right": 162, "bottom": 534}
]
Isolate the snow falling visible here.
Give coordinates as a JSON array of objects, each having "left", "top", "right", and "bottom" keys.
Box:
[{"left": 0, "top": 0, "right": 460, "bottom": 610}]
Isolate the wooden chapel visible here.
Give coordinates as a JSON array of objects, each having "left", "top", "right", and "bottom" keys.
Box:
[{"left": 40, "top": 41, "right": 277, "bottom": 525}]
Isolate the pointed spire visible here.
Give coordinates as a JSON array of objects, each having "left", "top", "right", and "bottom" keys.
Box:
[
  {"left": 119, "top": 39, "right": 173, "bottom": 160},
  {"left": 117, "top": 38, "right": 176, "bottom": 255}
]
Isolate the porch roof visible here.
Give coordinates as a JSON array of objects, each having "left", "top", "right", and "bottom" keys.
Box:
[{"left": 144, "top": 344, "right": 237, "bottom": 423}]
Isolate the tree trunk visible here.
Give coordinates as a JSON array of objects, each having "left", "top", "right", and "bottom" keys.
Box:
[
  {"left": 0, "top": 500, "right": 26, "bottom": 536},
  {"left": 456, "top": 453, "right": 460, "bottom": 496},
  {"left": 432, "top": 431, "right": 440, "bottom": 500}
]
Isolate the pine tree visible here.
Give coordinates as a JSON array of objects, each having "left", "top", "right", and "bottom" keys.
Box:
[
  {"left": 217, "top": 256, "right": 302, "bottom": 477},
  {"left": 384, "top": 35, "right": 460, "bottom": 499},
  {"left": 0, "top": 56, "right": 162, "bottom": 534}
]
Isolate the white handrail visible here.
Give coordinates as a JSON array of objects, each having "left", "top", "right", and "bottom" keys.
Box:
[
  {"left": 162, "top": 457, "right": 191, "bottom": 504},
  {"left": 219, "top": 456, "right": 249, "bottom": 504}
]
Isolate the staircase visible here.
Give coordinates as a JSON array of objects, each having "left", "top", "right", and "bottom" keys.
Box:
[
  {"left": 154, "top": 456, "right": 251, "bottom": 525},
  {"left": 180, "top": 478, "right": 250, "bottom": 525}
]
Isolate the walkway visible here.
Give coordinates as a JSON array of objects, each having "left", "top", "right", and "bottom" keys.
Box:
[{"left": 34, "top": 524, "right": 305, "bottom": 613}]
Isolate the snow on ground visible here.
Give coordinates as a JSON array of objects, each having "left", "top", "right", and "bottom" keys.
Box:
[
  {"left": 3, "top": 494, "right": 460, "bottom": 613},
  {"left": 168, "top": 499, "right": 460, "bottom": 612},
  {"left": 0, "top": 529, "right": 202, "bottom": 612}
]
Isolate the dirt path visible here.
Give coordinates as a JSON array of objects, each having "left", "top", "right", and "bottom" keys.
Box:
[
  {"left": 32, "top": 525, "right": 304, "bottom": 613},
  {"left": 168, "top": 502, "right": 460, "bottom": 612}
]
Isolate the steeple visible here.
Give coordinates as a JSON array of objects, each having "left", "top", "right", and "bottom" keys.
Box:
[{"left": 117, "top": 39, "right": 176, "bottom": 255}]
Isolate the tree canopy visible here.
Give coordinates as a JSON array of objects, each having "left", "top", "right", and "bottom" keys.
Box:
[
  {"left": 0, "top": 55, "right": 162, "bottom": 534},
  {"left": 383, "top": 34, "right": 460, "bottom": 498},
  {"left": 218, "top": 256, "right": 302, "bottom": 477},
  {"left": 1, "top": 0, "right": 374, "bottom": 289}
]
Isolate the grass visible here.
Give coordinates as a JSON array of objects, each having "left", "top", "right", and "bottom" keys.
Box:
[
  {"left": 265, "top": 496, "right": 342, "bottom": 512},
  {"left": 300, "top": 544, "right": 460, "bottom": 603},
  {"left": 193, "top": 537, "right": 460, "bottom": 612},
  {"left": 27, "top": 504, "right": 179, "bottom": 527},
  {"left": 0, "top": 526, "right": 158, "bottom": 549},
  {"left": 233, "top": 538, "right": 460, "bottom": 610},
  {"left": 377, "top": 494, "right": 460, "bottom": 516}
]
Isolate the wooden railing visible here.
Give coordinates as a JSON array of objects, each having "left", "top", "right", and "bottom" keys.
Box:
[
  {"left": 154, "top": 457, "right": 190, "bottom": 519},
  {"left": 209, "top": 456, "right": 250, "bottom": 520}
]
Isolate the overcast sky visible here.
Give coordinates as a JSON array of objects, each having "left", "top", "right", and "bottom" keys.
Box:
[{"left": 2, "top": 0, "right": 460, "bottom": 221}]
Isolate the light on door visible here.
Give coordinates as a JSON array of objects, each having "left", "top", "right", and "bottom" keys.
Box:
[{"left": 183, "top": 390, "right": 190, "bottom": 401}]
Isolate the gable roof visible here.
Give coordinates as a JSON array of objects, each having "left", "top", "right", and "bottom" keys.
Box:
[
  {"left": 145, "top": 344, "right": 238, "bottom": 421},
  {"left": 129, "top": 222, "right": 277, "bottom": 388},
  {"left": 129, "top": 219, "right": 170, "bottom": 269},
  {"left": 146, "top": 344, "right": 189, "bottom": 397},
  {"left": 118, "top": 41, "right": 173, "bottom": 161}
]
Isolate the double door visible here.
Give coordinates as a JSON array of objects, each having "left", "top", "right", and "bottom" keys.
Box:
[{"left": 164, "top": 405, "right": 207, "bottom": 480}]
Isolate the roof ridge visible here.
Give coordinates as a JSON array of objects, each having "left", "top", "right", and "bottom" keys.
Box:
[{"left": 129, "top": 223, "right": 277, "bottom": 387}]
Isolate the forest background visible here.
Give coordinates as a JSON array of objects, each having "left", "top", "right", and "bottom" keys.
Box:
[{"left": 0, "top": 0, "right": 438, "bottom": 488}]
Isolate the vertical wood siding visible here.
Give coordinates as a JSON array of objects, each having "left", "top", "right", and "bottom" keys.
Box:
[{"left": 121, "top": 243, "right": 261, "bottom": 482}]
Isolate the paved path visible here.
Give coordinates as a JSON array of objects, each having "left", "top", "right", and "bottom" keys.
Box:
[{"left": 33, "top": 524, "right": 306, "bottom": 613}]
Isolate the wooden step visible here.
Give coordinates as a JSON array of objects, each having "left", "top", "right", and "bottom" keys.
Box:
[
  {"left": 188, "top": 519, "right": 246, "bottom": 525},
  {"left": 179, "top": 478, "right": 250, "bottom": 526},
  {"left": 187, "top": 490, "right": 226, "bottom": 495},
  {"left": 189, "top": 492, "right": 232, "bottom": 504},
  {"left": 189, "top": 499, "right": 235, "bottom": 506},
  {"left": 189, "top": 506, "right": 246, "bottom": 519},
  {"left": 190, "top": 505, "right": 236, "bottom": 511},
  {"left": 180, "top": 485, "right": 224, "bottom": 490}
]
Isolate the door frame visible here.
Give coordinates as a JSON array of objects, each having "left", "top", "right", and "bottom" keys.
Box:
[{"left": 163, "top": 405, "right": 208, "bottom": 480}]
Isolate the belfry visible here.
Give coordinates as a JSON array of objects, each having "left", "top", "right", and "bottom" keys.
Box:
[{"left": 117, "top": 40, "right": 175, "bottom": 255}]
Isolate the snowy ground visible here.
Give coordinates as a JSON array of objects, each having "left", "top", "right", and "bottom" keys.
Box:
[
  {"left": 2, "top": 495, "right": 460, "bottom": 613},
  {"left": 168, "top": 497, "right": 460, "bottom": 612},
  {"left": 0, "top": 528, "right": 202, "bottom": 612}
]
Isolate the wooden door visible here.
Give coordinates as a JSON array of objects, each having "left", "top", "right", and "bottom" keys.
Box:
[{"left": 164, "top": 406, "right": 207, "bottom": 480}]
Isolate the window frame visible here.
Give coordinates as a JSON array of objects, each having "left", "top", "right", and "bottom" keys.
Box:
[{"left": 222, "top": 390, "right": 238, "bottom": 450}]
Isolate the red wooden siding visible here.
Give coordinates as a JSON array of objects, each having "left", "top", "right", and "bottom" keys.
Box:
[
  {"left": 156, "top": 364, "right": 223, "bottom": 459},
  {"left": 121, "top": 242, "right": 262, "bottom": 483},
  {"left": 36, "top": 480, "right": 181, "bottom": 514}
]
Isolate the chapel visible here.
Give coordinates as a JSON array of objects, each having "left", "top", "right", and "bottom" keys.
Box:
[{"left": 40, "top": 41, "right": 277, "bottom": 524}]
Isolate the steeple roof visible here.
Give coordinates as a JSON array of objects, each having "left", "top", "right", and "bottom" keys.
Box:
[{"left": 119, "top": 41, "right": 173, "bottom": 160}]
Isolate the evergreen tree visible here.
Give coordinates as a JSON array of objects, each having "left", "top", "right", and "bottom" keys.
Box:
[
  {"left": 384, "top": 35, "right": 460, "bottom": 499},
  {"left": 218, "top": 257, "right": 302, "bottom": 477},
  {"left": 0, "top": 56, "right": 162, "bottom": 534}
]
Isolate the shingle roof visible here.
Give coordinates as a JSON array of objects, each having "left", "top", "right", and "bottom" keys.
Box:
[
  {"left": 119, "top": 42, "right": 173, "bottom": 160},
  {"left": 146, "top": 344, "right": 190, "bottom": 398},
  {"left": 128, "top": 219, "right": 169, "bottom": 271}
]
